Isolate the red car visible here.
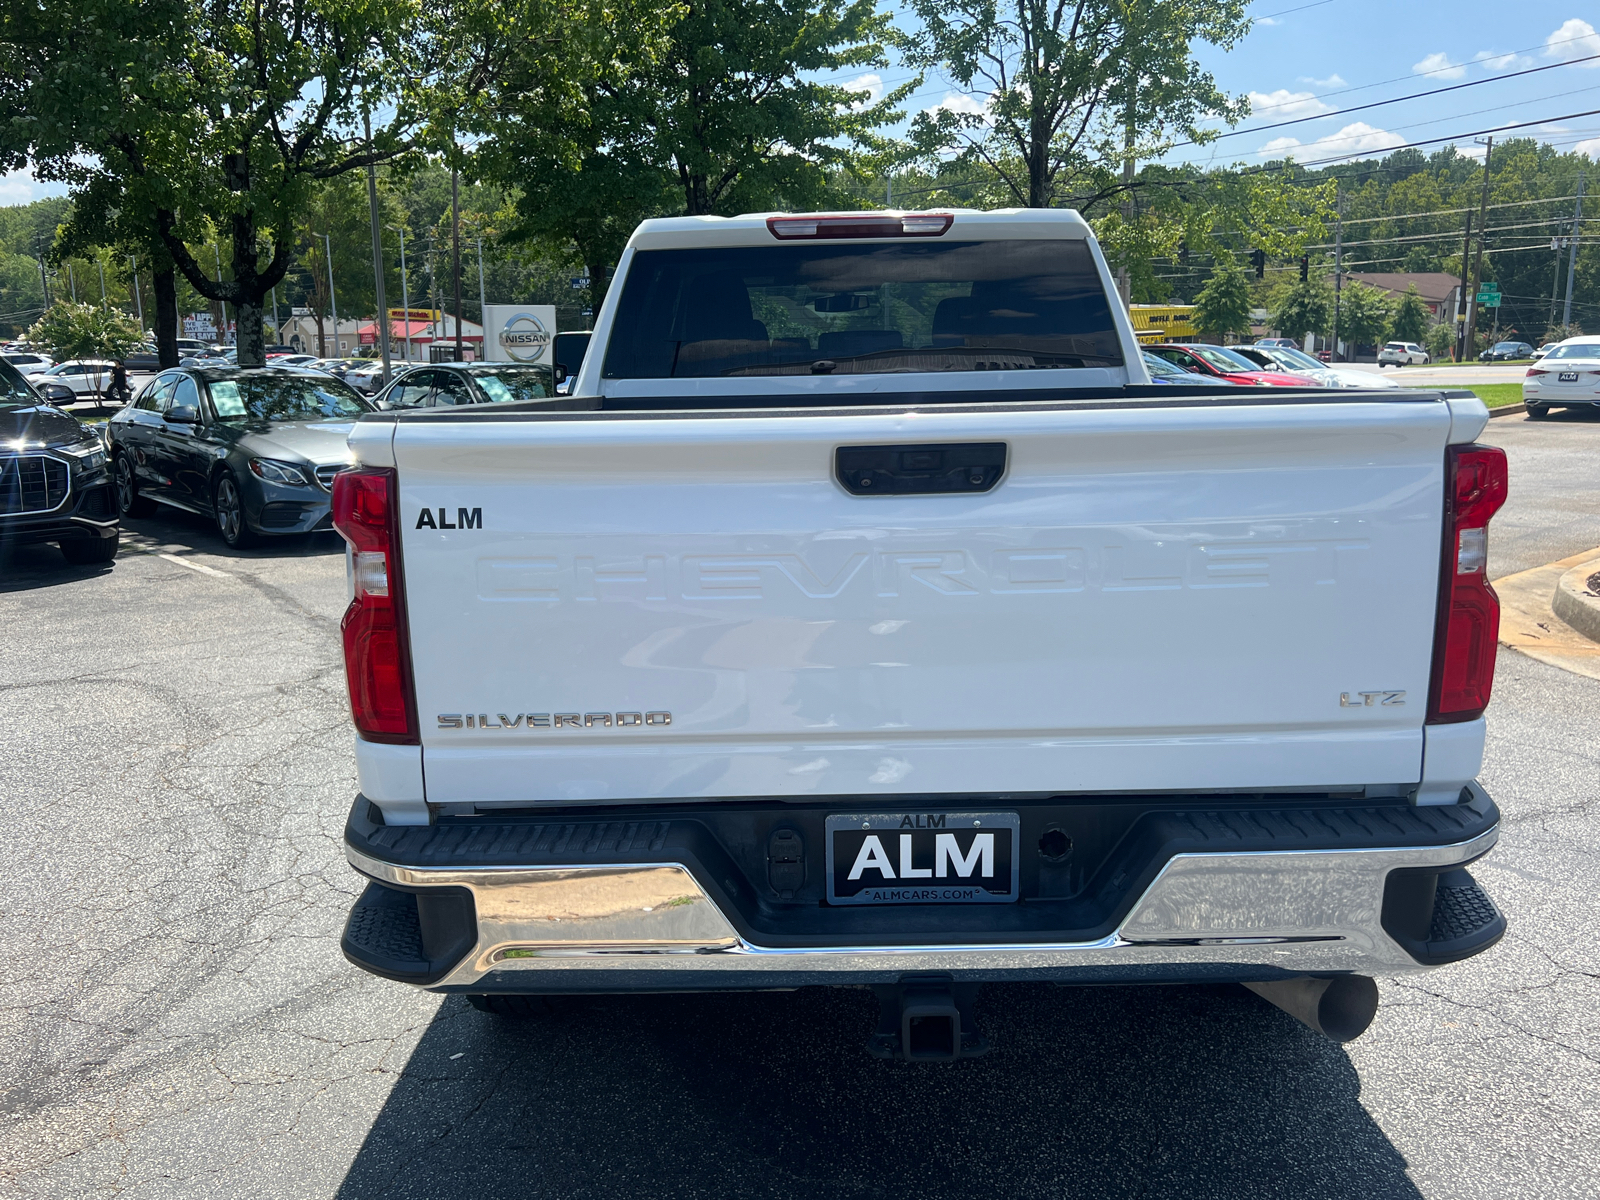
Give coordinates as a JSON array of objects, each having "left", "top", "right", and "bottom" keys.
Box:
[{"left": 1148, "top": 344, "right": 1323, "bottom": 387}]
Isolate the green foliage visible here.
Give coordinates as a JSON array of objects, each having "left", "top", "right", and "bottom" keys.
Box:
[
  {"left": 464, "top": 0, "right": 905, "bottom": 300},
  {"left": 1270, "top": 277, "right": 1333, "bottom": 340},
  {"left": 1192, "top": 253, "right": 1253, "bottom": 339},
  {"left": 1336, "top": 280, "right": 1394, "bottom": 347},
  {"left": 26, "top": 301, "right": 143, "bottom": 361},
  {"left": 3, "top": 0, "right": 435, "bottom": 364},
  {"left": 1391, "top": 284, "right": 1430, "bottom": 343},
  {"left": 904, "top": 0, "right": 1249, "bottom": 208},
  {"left": 1543, "top": 322, "right": 1582, "bottom": 344},
  {"left": 1425, "top": 320, "right": 1455, "bottom": 359}
]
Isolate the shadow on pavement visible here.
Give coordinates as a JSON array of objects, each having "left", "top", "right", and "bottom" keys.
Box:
[
  {"left": 337, "top": 983, "right": 1421, "bottom": 1200},
  {"left": 0, "top": 510, "right": 339, "bottom": 592}
]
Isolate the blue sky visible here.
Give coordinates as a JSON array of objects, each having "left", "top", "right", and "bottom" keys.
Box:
[
  {"left": 845, "top": 1, "right": 1600, "bottom": 171},
  {"left": 3, "top": 1, "right": 1597, "bottom": 206}
]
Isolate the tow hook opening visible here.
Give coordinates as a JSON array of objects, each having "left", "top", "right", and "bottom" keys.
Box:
[{"left": 868, "top": 974, "right": 990, "bottom": 1062}]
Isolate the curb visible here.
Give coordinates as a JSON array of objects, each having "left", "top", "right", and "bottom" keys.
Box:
[
  {"left": 1551, "top": 559, "right": 1600, "bottom": 645},
  {"left": 1489, "top": 402, "right": 1526, "bottom": 418},
  {"left": 1493, "top": 547, "right": 1600, "bottom": 681}
]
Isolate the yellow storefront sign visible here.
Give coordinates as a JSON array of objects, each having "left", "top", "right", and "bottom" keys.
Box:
[{"left": 1128, "top": 304, "right": 1197, "bottom": 344}]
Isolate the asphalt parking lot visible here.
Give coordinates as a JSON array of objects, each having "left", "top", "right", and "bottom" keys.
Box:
[{"left": 1, "top": 409, "right": 1597, "bottom": 1199}]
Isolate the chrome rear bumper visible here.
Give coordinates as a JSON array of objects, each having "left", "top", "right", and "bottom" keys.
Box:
[{"left": 345, "top": 820, "right": 1501, "bottom": 990}]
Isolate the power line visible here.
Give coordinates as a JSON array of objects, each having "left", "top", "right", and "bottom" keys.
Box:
[
  {"left": 1166, "top": 106, "right": 1600, "bottom": 173},
  {"left": 1186, "top": 51, "right": 1600, "bottom": 147},
  {"left": 1251, "top": 0, "right": 1335, "bottom": 19},
  {"left": 1206, "top": 27, "right": 1600, "bottom": 119}
]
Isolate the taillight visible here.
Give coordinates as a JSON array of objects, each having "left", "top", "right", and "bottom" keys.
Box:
[
  {"left": 767, "top": 213, "right": 953, "bottom": 239},
  {"left": 1525, "top": 367, "right": 1547, "bottom": 377},
  {"left": 1427, "top": 444, "right": 1508, "bottom": 724},
  {"left": 332, "top": 468, "right": 418, "bottom": 743}
]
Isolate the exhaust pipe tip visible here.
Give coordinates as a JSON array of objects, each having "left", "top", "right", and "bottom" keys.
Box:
[{"left": 1243, "top": 975, "right": 1380, "bottom": 1042}]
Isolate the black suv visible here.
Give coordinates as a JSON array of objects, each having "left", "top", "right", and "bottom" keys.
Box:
[{"left": 0, "top": 359, "right": 119, "bottom": 564}]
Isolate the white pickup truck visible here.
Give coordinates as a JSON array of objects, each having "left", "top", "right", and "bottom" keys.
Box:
[{"left": 334, "top": 209, "right": 1507, "bottom": 1057}]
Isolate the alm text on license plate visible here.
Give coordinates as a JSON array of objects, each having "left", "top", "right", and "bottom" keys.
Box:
[{"left": 826, "top": 812, "right": 1019, "bottom": 905}]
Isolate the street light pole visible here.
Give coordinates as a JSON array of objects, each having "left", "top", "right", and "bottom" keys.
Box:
[
  {"left": 476, "top": 236, "right": 487, "bottom": 355},
  {"left": 388, "top": 225, "right": 410, "bottom": 362},
  {"left": 323, "top": 232, "right": 339, "bottom": 353},
  {"left": 364, "top": 108, "right": 392, "bottom": 386},
  {"left": 451, "top": 162, "right": 464, "bottom": 362},
  {"left": 1331, "top": 184, "right": 1344, "bottom": 361},
  {"left": 130, "top": 256, "right": 145, "bottom": 331}
]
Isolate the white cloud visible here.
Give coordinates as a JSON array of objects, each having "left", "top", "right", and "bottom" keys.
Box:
[
  {"left": 1544, "top": 19, "right": 1600, "bottom": 65},
  {"left": 0, "top": 168, "right": 67, "bottom": 205},
  {"left": 1257, "top": 121, "right": 1407, "bottom": 162},
  {"left": 841, "top": 73, "right": 884, "bottom": 111},
  {"left": 1255, "top": 16, "right": 1280, "bottom": 25},
  {"left": 1299, "top": 73, "right": 1346, "bottom": 87},
  {"left": 1576, "top": 136, "right": 1600, "bottom": 159},
  {"left": 1413, "top": 52, "right": 1466, "bottom": 78},
  {"left": 925, "top": 92, "right": 990, "bottom": 119},
  {"left": 1474, "top": 49, "right": 1534, "bottom": 71},
  {"left": 1247, "top": 88, "right": 1332, "bottom": 118}
]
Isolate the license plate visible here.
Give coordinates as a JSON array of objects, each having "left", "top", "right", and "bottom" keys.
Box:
[
  {"left": 1559, "top": 371, "right": 1579, "bottom": 382},
  {"left": 826, "top": 812, "right": 1019, "bottom": 905}
]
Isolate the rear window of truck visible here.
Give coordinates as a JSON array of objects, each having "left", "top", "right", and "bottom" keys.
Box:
[{"left": 601, "top": 240, "right": 1124, "bottom": 379}]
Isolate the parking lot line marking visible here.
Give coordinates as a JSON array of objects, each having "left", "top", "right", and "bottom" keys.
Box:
[{"left": 158, "top": 553, "right": 231, "bottom": 578}]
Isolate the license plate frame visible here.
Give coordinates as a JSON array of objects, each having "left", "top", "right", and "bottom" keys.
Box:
[
  {"left": 825, "top": 812, "right": 1020, "bottom": 905},
  {"left": 1559, "top": 371, "right": 1580, "bottom": 382}
]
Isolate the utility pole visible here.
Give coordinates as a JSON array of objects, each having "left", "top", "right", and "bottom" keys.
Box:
[
  {"left": 270, "top": 286, "right": 278, "bottom": 345},
  {"left": 1563, "top": 171, "right": 1585, "bottom": 329},
  {"left": 323, "top": 232, "right": 339, "bottom": 353},
  {"left": 37, "top": 256, "right": 50, "bottom": 308},
  {"left": 1465, "top": 135, "right": 1493, "bottom": 362},
  {"left": 68, "top": 262, "right": 76, "bottom": 302},
  {"left": 1456, "top": 212, "right": 1473, "bottom": 360},
  {"left": 451, "top": 161, "right": 464, "bottom": 361},
  {"left": 1331, "top": 182, "right": 1345, "bottom": 361},
  {"left": 364, "top": 109, "right": 392, "bottom": 386},
  {"left": 130, "top": 256, "right": 145, "bottom": 331},
  {"left": 388, "top": 225, "right": 410, "bottom": 362},
  {"left": 1549, "top": 224, "right": 1566, "bottom": 331},
  {"left": 97, "top": 258, "right": 107, "bottom": 308}
]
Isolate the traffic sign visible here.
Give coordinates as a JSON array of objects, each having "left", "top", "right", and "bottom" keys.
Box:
[
  {"left": 1476, "top": 293, "right": 1501, "bottom": 307},
  {"left": 1478, "top": 281, "right": 1499, "bottom": 294}
]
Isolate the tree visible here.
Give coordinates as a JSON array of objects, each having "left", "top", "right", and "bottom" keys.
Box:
[
  {"left": 0, "top": 0, "right": 192, "bottom": 362},
  {"left": 3, "top": 0, "right": 434, "bottom": 367},
  {"left": 904, "top": 0, "right": 1248, "bottom": 208},
  {"left": 1269, "top": 277, "right": 1333, "bottom": 342},
  {"left": 27, "top": 300, "right": 143, "bottom": 361},
  {"left": 1424, "top": 320, "right": 1454, "bottom": 359},
  {"left": 464, "top": 0, "right": 905, "bottom": 302},
  {"left": 1391, "top": 283, "right": 1430, "bottom": 343},
  {"left": 1192, "top": 253, "right": 1253, "bottom": 341},
  {"left": 1336, "top": 280, "right": 1394, "bottom": 349},
  {"left": 654, "top": 0, "right": 905, "bottom": 216}
]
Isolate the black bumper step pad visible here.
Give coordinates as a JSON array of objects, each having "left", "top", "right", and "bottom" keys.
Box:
[
  {"left": 341, "top": 879, "right": 477, "bottom": 985},
  {"left": 345, "top": 788, "right": 1500, "bottom": 955}
]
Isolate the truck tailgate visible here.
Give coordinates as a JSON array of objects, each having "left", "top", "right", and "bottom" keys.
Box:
[{"left": 383, "top": 397, "right": 1449, "bottom": 805}]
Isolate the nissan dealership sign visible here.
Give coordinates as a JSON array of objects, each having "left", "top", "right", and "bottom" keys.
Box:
[{"left": 483, "top": 304, "right": 557, "bottom": 364}]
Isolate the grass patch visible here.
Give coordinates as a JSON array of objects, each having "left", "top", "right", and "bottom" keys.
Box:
[{"left": 1465, "top": 383, "right": 1524, "bottom": 408}]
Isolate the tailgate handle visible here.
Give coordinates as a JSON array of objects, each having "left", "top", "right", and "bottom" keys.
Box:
[{"left": 836, "top": 443, "right": 1006, "bottom": 496}]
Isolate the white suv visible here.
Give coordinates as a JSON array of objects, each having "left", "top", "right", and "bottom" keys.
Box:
[{"left": 1378, "top": 341, "right": 1429, "bottom": 367}]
